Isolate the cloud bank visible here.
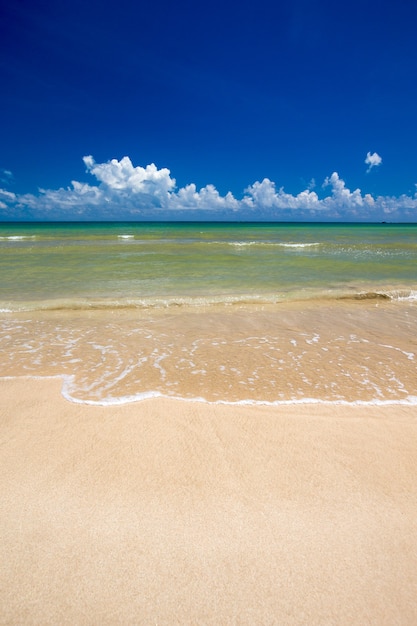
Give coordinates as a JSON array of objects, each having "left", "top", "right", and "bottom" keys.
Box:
[{"left": 1, "top": 155, "right": 416, "bottom": 221}]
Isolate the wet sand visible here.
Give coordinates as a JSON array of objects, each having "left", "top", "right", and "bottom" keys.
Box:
[
  {"left": 1, "top": 377, "right": 417, "bottom": 624},
  {"left": 1, "top": 300, "right": 417, "bottom": 404}
]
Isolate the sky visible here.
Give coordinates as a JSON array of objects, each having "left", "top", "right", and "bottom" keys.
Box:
[{"left": 1, "top": 0, "right": 417, "bottom": 221}]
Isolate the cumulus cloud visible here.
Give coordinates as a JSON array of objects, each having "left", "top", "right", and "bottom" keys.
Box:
[
  {"left": 83, "top": 156, "right": 176, "bottom": 198},
  {"left": 243, "top": 179, "right": 321, "bottom": 215},
  {"left": 365, "top": 151, "right": 382, "bottom": 173},
  {"left": 169, "top": 183, "right": 240, "bottom": 212},
  {"left": 0, "top": 154, "right": 416, "bottom": 221}
]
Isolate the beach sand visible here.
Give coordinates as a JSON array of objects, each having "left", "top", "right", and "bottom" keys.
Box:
[{"left": 1, "top": 377, "right": 417, "bottom": 625}]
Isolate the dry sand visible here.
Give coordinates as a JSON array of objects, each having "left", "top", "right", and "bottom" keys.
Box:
[{"left": 1, "top": 377, "right": 417, "bottom": 625}]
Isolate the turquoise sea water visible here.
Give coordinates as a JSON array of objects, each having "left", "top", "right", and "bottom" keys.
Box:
[
  {"left": 1, "top": 222, "right": 416, "bottom": 405},
  {"left": 0, "top": 221, "right": 416, "bottom": 310}
]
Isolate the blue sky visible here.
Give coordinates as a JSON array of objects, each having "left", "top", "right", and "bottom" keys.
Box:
[{"left": 1, "top": 0, "right": 417, "bottom": 221}]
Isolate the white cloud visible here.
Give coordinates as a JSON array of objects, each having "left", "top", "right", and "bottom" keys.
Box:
[
  {"left": 243, "top": 179, "right": 320, "bottom": 212},
  {"left": 0, "top": 188, "right": 16, "bottom": 202},
  {"left": 0, "top": 169, "right": 14, "bottom": 186},
  {"left": 169, "top": 183, "right": 240, "bottom": 211},
  {"left": 83, "top": 156, "right": 176, "bottom": 199},
  {"left": 365, "top": 151, "right": 382, "bottom": 173},
  {"left": 0, "top": 154, "right": 416, "bottom": 221},
  {"left": 323, "top": 172, "right": 364, "bottom": 206}
]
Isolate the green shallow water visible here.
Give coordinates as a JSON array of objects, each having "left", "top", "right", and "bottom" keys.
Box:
[
  {"left": 1, "top": 222, "right": 417, "bottom": 404},
  {"left": 0, "top": 222, "right": 416, "bottom": 309}
]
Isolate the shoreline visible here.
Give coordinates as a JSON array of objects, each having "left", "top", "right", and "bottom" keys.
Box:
[
  {"left": 1, "top": 377, "right": 417, "bottom": 624},
  {"left": 1, "top": 283, "right": 416, "bottom": 313},
  {"left": 3, "top": 374, "right": 417, "bottom": 407},
  {"left": 1, "top": 298, "right": 416, "bottom": 405}
]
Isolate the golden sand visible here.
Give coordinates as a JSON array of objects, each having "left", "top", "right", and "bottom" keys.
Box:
[{"left": 1, "top": 377, "right": 417, "bottom": 624}]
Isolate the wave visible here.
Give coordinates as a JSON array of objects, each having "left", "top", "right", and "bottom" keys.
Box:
[
  {"left": 0, "top": 235, "right": 36, "bottom": 241},
  {"left": 337, "top": 292, "right": 391, "bottom": 301},
  {"left": 65, "top": 392, "right": 417, "bottom": 408},
  {"left": 2, "top": 374, "right": 417, "bottom": 407},
  {"left": 225, "top": 241, "right": 321, "bottom": 249},
  {"left": 1, "top": 286, "right": 416, "bottom": 313},
  {"left": 277, "top": 242, "right": 321, "bottom": 249},
  {"left": 0, "top": 294, "right": 286, "bottom": 312},
  {"left": 331, "top": 289, "right": 417, "bottom": 302},
  {"left": 393, "top": 290, "right": 417, "bottom": 302},
  {"left": 204, "top": 240, "right": 417, "bottom": 258}
]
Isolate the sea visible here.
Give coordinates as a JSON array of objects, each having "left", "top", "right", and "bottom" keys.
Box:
[{"left": 0, "top": 221, "right": 416, "bottom": 405}]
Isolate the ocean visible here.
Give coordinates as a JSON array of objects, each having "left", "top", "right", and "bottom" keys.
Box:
[{"left": 0, "top": 221, "right": 416, "bottom": 405}]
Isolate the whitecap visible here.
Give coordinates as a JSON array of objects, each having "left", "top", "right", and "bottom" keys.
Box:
[{"left": 279, "top": 242, "right": 320, "bottom": 248}]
